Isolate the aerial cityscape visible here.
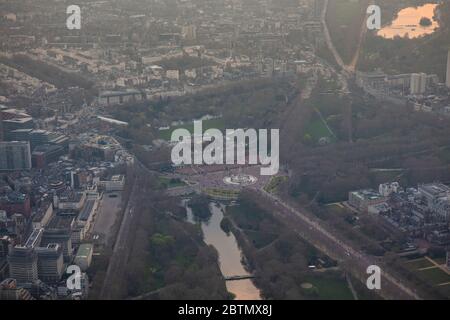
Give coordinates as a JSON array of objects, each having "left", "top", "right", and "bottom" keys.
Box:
[{"left": 0, "top": 0, "right": 449, "bottom": 303}]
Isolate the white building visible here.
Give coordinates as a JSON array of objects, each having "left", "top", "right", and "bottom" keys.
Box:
[
  {"left": 379, "top": 182, "right": 400, "bottom": 197},
  {"left": 410, "top": 73, "right": 427, "bottom": 95},
  {"left": 74, "top": 244, "right": 93, "bottom": 271},
  {"left": 98, "top": 174, "right": 125, "bottom": 192},
  {"left": 166, "top": 70, "right": 180, "bottom": 81}
]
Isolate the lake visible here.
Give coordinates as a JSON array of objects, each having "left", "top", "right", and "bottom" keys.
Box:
[
  {"left": 184, "top": 200, "right": 262, "bottom": 300},
  {"left": 377, "top": 3, "right": 440, "bottom": 39}
]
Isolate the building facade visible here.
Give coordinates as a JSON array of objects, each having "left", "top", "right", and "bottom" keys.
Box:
[{"left": 0, "top": 141, "right": 31, "bottom": 171}]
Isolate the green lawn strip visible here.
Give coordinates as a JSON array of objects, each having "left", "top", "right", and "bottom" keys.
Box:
[
  {"left": 417, "top": 267, "right": 450, "bottom": 286},
  {"left": 303, "top": 274, "right": 354, "bottom": 300},
  {"left": 158, "top": 176, "right": 186, "bottom": 189},
  {"left": 405, "top": 258, "right": 435, "bottom": 270},
  {"left": 159, "top": 118, "right": 227, "bottom": 141}
]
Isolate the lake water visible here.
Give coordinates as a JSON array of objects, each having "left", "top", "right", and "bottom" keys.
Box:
[
  {"left": 184, "top": 200, "right": 262, "bottom": 300},
  {"left": 377, "top": 3, "right": 440, "bottom": 39}
]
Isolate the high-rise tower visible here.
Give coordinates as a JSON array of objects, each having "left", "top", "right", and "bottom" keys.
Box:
[{"left": 446, "top": 49, "right": 450, "bottom": 88}]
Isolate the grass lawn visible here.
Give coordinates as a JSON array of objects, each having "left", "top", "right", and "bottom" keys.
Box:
[
  {"left": 244, "top": 230, "right": 278, "bottom": 250},
  {"left": 326, "top": 0, "right": 368, "bottom": 64},
  {"left": 305, "top": 118, "right": 335, "bottom": 143},
  {"left": 439, "top": 284, "right": 450, "bottom": 297},
  {"left": 158, "top": 176, "right": 186, "bottom": 189},
  {"left": 418, "top": 268, "right": 450, "bottom": 286},
  {"left": 264, "top": 176, "right": 288, "bottom": 194},
  {"left": 433, "top": 257, "right": 447, "bottom": 265},
  {"left": 227, "top": 201, "right": 274, "bottom": 230},
  {"left": 323, "top": 204, "right": 353, "bottom": 220},
  {"left": 304, "top": 275, "right": 354, "bottom": 300},
  {"left": 405, "top": 258, "right": 435, "bottom": 270},
  {"left": 204, "top": 188, "right": 240, "bottom": 199},
  {"left": 159, "top": 118, "right": 227, "bottom": 141}
]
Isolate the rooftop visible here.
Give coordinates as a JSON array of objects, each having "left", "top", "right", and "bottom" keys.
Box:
[
  {"left": 351, "top": 189, "right": 384, "bottom": 201},
  {"left": 76, "top": 243, "right": 93, "bottom": 258},
  {"left": 78, "top": 199, "right": 95, "bottom": 221},
  {"left": 47, "top": 215, "right": 74, "bottom": 230}
]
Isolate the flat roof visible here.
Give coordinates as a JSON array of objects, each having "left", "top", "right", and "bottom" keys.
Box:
[
  {"left": 24, "top": 228, "right": 43, "bottom": 248},
  {"left": 76, "top": 243, "right": 93, "bottom": 258},
  {"left": 419, "top": 183, "right": 450, "bottom": 196},
  {"left": 47, "top": 215, "right": 73, "bottom": 230},
  {"left": 352, "top": 189, "right": 383, "bottom": 201},
  {"left": 78, "top": 199, "right": 95, "bottom": 221}
]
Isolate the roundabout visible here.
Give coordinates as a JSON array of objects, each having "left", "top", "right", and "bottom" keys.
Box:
[{"left": 223, "top": 172, "right": 258, "bottom": 186}]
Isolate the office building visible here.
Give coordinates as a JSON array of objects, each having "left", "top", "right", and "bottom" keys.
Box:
[
  {"left": 32, "top": 203, "right": 54, "bottom": 229},
  {"left": 74, "top": 243, "right": 93, "bottom": 271},
  {"left": 41, "top": 216, "right": 74, "bottom": 262},
  {"left": 32, "top": 144, "right": 66, "bottom": 168},
  {"left": 0, "top": 236, "right": 11, "bottom": 281},
  {"left": 7, "top": 246, "right": 38, "bottom": 284},
  {"left": 98, "top": 174, "right": 125, "bottom": 192},
  {"left": 35, "top": 244, "right": 64, "bottom": 283},
  {"left": 410, "top": 73, "right": 427, "bottom": 95},
  {"left": 0, "top": 236, "right": 12, "bottom": 258},
  {"left": 2, "top": 118, "right": 33, "bottom": 140},
  {"left": 446, "top": 49, "right": 450, "bottom": 88},
  {"left": 0, "top": 141, "right": 31, "bottom": 171}
]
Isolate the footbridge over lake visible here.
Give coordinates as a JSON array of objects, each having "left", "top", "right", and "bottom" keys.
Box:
[{"left": 224, "top": 274, "right": 256, "bottom": 281}]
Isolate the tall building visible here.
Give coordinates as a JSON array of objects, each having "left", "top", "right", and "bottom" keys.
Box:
[
  {"left": 35, "top": 244, "right": 64, "bottom": 283},
  {"left": 2, "top": 117, "right": 33, "bottom": 140},
  {"left": 74, "top": 243, "right": 93, "bottom": 271},
  {"left": 446, "top": 49, "right": 450, "bottom": 88},
  {"left": 41, "top": 216, "right": 74, "bottom": 262},
  {"left": 0, "top": 236, "right": 11, "bottom": 281},
  {"left": 0, "top": 141, "right": 32, "bottom": 171},
  {"left": 0, "top": 236, "right": 12, "bottom": 258},
  {"left": 7, "top": 247, "right": 38, "bottom": 284},
  {"left": 182, "top": 25, "right": 197, "bottom": 41},
  {"left": 410, "top": 73, "right": 427, "bottom": 95},
  {"left": 313, "top": 0, "right": 322, "bottom": 18},
  {"left": 0, "top": 110, "right": 3, "bottom": 142}
]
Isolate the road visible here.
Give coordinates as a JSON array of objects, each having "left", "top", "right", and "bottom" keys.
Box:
[
  {"left": 321, "top": 0, "right": 372, "bottom": 91},
  {"left": 321, "top": 0, "right": 369, "bottom": 75},
  {"left": 99, "top": 167, "right": 140, "bottom": 299},
  {"left": 321, "top": 0, "right": 348, "bottom": 75},
  {"left": 92, "top": 193, "right": 122, "bottom": 246},
  {"left": 254, "top": 188, "right": 421, "bottom": 300}
]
